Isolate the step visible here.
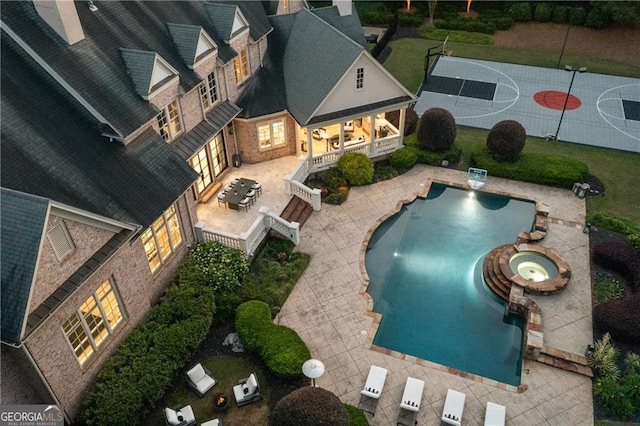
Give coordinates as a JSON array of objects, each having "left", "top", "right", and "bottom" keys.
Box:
[
  {"left": 280, "top": 196, "right": 314, "bottom": 228},
  {"left": 536, "top": 353, "right": 593, "bottom": 377}
]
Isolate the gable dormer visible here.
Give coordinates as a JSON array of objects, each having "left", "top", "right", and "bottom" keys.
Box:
[
  {"left": 205, "top": 3, "right": 250, "bottom": 43},
  {"left": 166, "top": 23, "right": 218, "bottom": 70},
  {"left": 119, "top": 49, "right": 179, "bottom": 100}
]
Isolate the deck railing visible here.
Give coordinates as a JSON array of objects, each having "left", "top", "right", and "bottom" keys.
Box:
[
  {"left": 284, "top": 156, "right": 322, "bottom": 211},
  {"left": 194, "top": 207, "right": 299, "bottom": 256},
  {"left": 310, "top": 135, "right": 402, "bottom": 172}
]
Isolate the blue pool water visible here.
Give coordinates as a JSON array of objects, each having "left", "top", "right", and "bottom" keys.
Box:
[{"left": 365, "top": 183, "right": 536, "bottom": 386}]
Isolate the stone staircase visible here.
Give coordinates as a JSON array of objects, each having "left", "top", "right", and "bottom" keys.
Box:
[
  {"left": 280, "top": 195, "right": 313, "bottom": 228},
  {"left": 537, "top": 346, "right": 593, "bottom": 377},
  {"left": 482, "top": 244, "right": 514, "bottom": 301}
]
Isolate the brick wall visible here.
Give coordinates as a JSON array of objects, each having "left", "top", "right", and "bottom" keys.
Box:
[{"left": 234, "top": 114, "right": 297, "bottom": 163}]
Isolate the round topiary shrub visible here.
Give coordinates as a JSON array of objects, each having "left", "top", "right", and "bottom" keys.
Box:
[
  {"left": 509, "top": 2, "right": 532, "bottom": 21},
  {"left": 336, "top": 152, "right": 374, "bottom": 186},
  {"left": 486, "top": 120, "right": 526, "bottom": 162},
  {"left": 534, "top": 3, "right": 552, "bottom": 22},
  {"left": 390, "top": 146, "right": 418, "bottom": 173},
  {"left": 569, "top": 7, "right": 587, "bottom": 25},
  {"left": 552, "top": 5, "right": 569, "bottom": 23},
  {"left": 416, "top": 108, "right": 457, "bottom": 152},
  {"left": 270, "top": 386, "right": 349, "bottom": 426}
]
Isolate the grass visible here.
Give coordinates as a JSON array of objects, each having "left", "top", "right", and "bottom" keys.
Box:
[{"left": 383, "top": 36, "right": 640, "bottom": 223}]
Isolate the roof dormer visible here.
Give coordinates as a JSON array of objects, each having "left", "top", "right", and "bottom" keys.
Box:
[
  {"left": 166, "top": 23, "right": 218, "bottom": 69},
  {"left": 205, "top": 3, "right": 250, "bottom": 43},
  {"left": 119, "top": 49, "right": 179, "bottom": 100}
]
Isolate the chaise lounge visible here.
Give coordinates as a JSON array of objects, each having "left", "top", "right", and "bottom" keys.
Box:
[
  {"left": 232, "top": 373, "right": 263, "bottom": 407},
  {"left": 163, "top": 404, "right": 196, "bottom": 426},
  {"left": 484, "top": 401, "right": 506, "bottom": 426},
  {"left": 359, "top": 365, "right": 388, "bottom": 415},
  {"left": 441, "top": 389, "right": 466, "bottom": 426},
  {"left": 185, "top": 363, "right": 216, "bottom": 396},
  {"left": 399, "top": 377, "right": 425, "bottom": 412}
]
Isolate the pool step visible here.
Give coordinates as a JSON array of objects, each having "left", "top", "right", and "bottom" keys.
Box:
[
  {"left": 482, "top": 244, "right": 513, "bottom": 301},
  {"left": 536, "top": 346, "right": 593, "bottom": 377}
]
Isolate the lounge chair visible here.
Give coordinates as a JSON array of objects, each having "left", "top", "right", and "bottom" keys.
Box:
[
  {"left": 484, "top": 402, "right": 506, "bottom": 426},
  {"left": 163, "top": 404, "right": 196, "bottom": 426},
  {"left": 185, "top": 363, "right": 216, "bottom": 396},
  {"left": 358, "top": 365, "right": 388, "bottom": 415},
  {"left": 233, "top": 373, "right": 263, "bottom": 407},
  {"left": 201, "top": 420, "right": 222, "bottom": 426},
  {"left": 441, "top": 389, "right": 466, "bottom": 426},
  {"left": 399, "top": 377, "right": 425, "bottom": 412}
]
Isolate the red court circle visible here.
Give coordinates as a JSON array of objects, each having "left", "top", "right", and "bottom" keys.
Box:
[{"left": 534, "top": 91, "right": 581, "bottom": 110}]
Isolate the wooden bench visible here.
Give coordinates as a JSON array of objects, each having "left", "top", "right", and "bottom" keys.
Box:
[{"left": 200, "top": 182, "right": 223, "bottom": 203}]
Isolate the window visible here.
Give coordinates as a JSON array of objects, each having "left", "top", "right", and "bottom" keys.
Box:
[
  {"left": 189, "top": 133, "right": 228, "bottom": 196},
  {"left": 356, "top": 67, "right": 365, "bottom": 90},
  {"left": 48, "top": 222, "right": 75, "bottom": 261},
  {"left": 257, "top": 119, "right": 285, "bottom": 149},
  {"left": 141, "top": 204, "right": 183, "bottom": 273},
  {"left": 233, "top": 49, "right": 249, "bottom": 84},
  {"left": 199, "top": 71, "right": 218, "bottom": 111},
  {"left": 62, "top": 279, "right": 124, "bottom": 365},
  {"left": 157, "top": 100, "right": 183, "bottom": 142}
]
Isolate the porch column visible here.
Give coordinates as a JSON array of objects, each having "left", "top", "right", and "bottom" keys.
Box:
[
  {"left": 307, "top": 131, "right": 313, "bottom": 170},
  {"left": 399, "top": 108, "right": 407, "bottom": 141}
]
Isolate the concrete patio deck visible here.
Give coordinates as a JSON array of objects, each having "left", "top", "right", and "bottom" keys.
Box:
[
  {"left": 196, "top": 156, "right": 593, "bottom": 425},
  {"left": 274, "top": 162, "right": 593, "bottom": 425}
]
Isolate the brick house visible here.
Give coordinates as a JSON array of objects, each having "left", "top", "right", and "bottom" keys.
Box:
[{"left": 1, "top": 0, "right": 415, "bottom": 421}]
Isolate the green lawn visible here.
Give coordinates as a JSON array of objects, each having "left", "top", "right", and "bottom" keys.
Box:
[{"left": 383, "top": 38, "right": 640, "bottom": 223}]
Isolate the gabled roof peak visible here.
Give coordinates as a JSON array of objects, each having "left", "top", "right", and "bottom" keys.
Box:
[
  {"left": 205, "top": 3, "right": 249, "bottom": 42},
  {"left": 119, "top": 48, "right": 179, "bottom": 100},
  {"left": 166, "top": 23, "right": 218, "bottom": 69}
]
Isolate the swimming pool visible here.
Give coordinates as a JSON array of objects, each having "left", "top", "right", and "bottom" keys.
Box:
[{"left": 365, "top": 183, "right": 536, "bottom": 386}]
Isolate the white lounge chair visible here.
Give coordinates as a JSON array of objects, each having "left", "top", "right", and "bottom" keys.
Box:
[
  {"left": 359, "top": 365, "right": 388, "bottom": 415},
  {"left": 399, "top": 377, "right": 425, "bottom": 412},
  {"left": 163, "top": 405, "right": 196, "bottom": 426},
  {"left": 441, "top": 389, "right": 466, "bottom": 426},
  {"left": 185, "top": 363, "right": 216, "bottom": 396},
  {"left": 484, "top": 401, "right": 506, "bottom": 426},
  {"left": 201, "top": 420, "right": 221, "bottom": 426},
  {"left": 233, "top": 373, "right": 263, "bottom": 407}
]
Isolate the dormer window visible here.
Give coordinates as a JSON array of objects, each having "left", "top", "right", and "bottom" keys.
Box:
[
  {"left": 234, "top": 49, "right": 249, "bottom": 84},
  {"left": 199, "top": 71, "right": 219, "bottom": 111},
  {"left": 157, "top": 100, "right": 183, "bottom": 142},
  {"left": 120, "top": 49, "right": 179, "bottom": 100},
  {"left": 356, "top": 67, "right": 365, "bottom": 91}
]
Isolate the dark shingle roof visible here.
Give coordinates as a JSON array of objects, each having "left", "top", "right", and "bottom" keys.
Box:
[
  {"left": 1, "top": 33, "right": 198, "bottom": 228},
  {"left": 0, "top": 189, "right": 48, "bottom": 345},
  {"left": 235, "top": 1, "right": 273, "bottom": 41},
  {"left": 119, "top": 48, "right": 161, "bottom": 98},
  {"left": 0, "top": 1, "right": 237, "bottom": 137},
  {"left": 166, "top": 23, "right": 216, "bottom": 67},
  {"left": 236, "top": 62, "right": 287, "bottom": 119},
  {"left": 205, "top": 3, "right": 238, "bottom": 41},
  {"left": 311, "top": 5, "right": 367, "bottom": 47}
]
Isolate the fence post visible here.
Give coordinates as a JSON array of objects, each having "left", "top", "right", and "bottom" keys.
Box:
[
  {"left": 194, "top": 222, "right": 205, "bottom": 242},
  {"left": 311, "top": 188, "right": 322, "bottom": 211}
]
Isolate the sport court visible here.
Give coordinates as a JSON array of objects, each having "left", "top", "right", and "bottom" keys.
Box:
[{"left": 415, "top": 55, "right": 640, "bottom": 153}]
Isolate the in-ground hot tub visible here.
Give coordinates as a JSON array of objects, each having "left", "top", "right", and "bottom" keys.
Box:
[{"left": 509, "top": 251, "right": 559, "bottom": 283}]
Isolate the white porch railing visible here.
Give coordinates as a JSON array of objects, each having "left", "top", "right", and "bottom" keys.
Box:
[
  {"left": 309, "top": 134, "right": 402, "bottom": 172},
  {"left": 194, "top": 207, "right": 300, "bottom": 256},
  {"left": 284, "top": 156, "right": 322, "bottom": 211}
]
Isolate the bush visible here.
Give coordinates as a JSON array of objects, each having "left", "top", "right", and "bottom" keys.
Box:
[
  {"left": 323, "top": 167, "right": 348, "bottom": 189},
  {"left": 416, "top": 108, "right": 457, "bottom": 152},
  {"left": 495, "top": 17, "right": 514, "bottom": 30},
  {"left": 398, "top": 12, "right": 424, "bottom": 27},
  {"left": 362, "top": 11, "right": 395, "bottom": 25},
  {"left": 236, "top": 301, "right": 311, "bottom": 379},
  {"left": 336, "top": 153, "right": 374, "bottom": 186},
  {"left": 390, "top": 146, "right": 418, "bottom": 173},
  {"left": 588, "top": 333, "right": 621, "bottom": 380},
  {"left": 534, "top": 3, "right": 553, "bottom": 22},
  {"left": 177, "top": 241, "right": 249, "bottom": 293},
  {"left": 271, "top": 386, "right": 349, "bottom": 426},
  {"left": 81, "top": 283, "right": 216, "bottom": 425},
  {"left": 587, "top": 212, "right": 640, "bottom": 254},
  {"left": 469, "top": 145, "right": 589, "bottom": 189},
  {"left": 373, "top": 161, "right": 399, "bottom": 182},
  {"left": 404, "top": 134, "right": 462, "bottom": 166},
  {"left": 509, "top": 2, "right": 532, "bottom": 21},
  {"left": 592, "top": 242, "right": 640, "bottom": 292},
  {"left": 586, "top": 3, "right": 611, "bottom": 29},
  {"left": 569, "top": 7, "right": 587, "bottom": 25},
  {"left": 552, "top": 5, "right": 569, "bottom": 23},
  {"left": 486, "top": 120, "right": 526, "bottom": 162},
  {"left": 593, "top": 293, "right": 640, "bottom": 345},
  {"left": 594, "top": 377, "right": 636, "bottom": 418},
  {"left": 345, "top": 404, "right": 369, "bottom": 426}
]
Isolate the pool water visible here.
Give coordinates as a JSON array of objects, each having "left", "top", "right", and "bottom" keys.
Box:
[{"left": 365, "top": 183, "right": 536, "bottom": 386}]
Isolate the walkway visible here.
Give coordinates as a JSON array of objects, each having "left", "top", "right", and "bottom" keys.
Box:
[{"left": 277, "top": 164, "right": 593, "bottom": 425}]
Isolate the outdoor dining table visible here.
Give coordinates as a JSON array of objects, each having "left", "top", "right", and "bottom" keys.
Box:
[{"left": 222, "top": 178, "right": 257, "bottom": 210}]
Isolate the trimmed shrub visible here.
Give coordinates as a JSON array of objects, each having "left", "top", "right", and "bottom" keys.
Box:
[
  {"left": 586, "top": 3, "right": 611, "bottom": 29},
  {"left": 587, "top": 212, "right": 640, "bottom": 254},
  {"left": 486, "top": 120, "right": 526, "bottom": 162},
  {"left": 469, "top": 145, "right": 588, "bottom": 189},
  {"left": 362, "top": 11, "right": 395, "bottom": 25},
  {"left": 495, "top": 17, "right": 514, "bottom": 30},
  {"left": 398, "top": 12, "right": 424, "bottom": 27},
  {"left": 337, "top": 153, "right": 374, "bottom": 186},
  {"left": 594, "top": 376, "right": 636, "bottom": 418},
  {"left": 81, "top": 283, "right": 216, "bottom": 425},
  {"left": 416, "top": 108, "right": 456, "bottom": 152},
  {"left": 534, "top": 3, "right": 553, "bottom": 22},
  {"left": 593, "top": 242, "right": 640, "bottom": 292},
  {"left": 509, "top": 2, "right": 532, "bottom": 21},
  {"left": 271, "top": 386, "right": 349, "bottom": 426},
  {"left": 324, "top": 186, "right": 349, "bottom": 205},
  {"left": 236, "top": 300, "right": 311, "bottom": 379},
  {"left": 390, "top": 146, "right": 418, "bottom": 173},
  {"left": 177, "top": 241, "right": 249, "bottom": 293},
  {"left": 323, "top": 167, "right": 348, "bottom": 189},
  {"left": 552, "top": 5, "right": 569, "bottom": 23},
  {"left": 404, "top": 134, "right": 462, "bottom": 166},
  {"left": 593, "top": 293, "right": 640, "bottom": 345},
  {"left": 569, "top": 7, "right": 587, "bottom": 25}
]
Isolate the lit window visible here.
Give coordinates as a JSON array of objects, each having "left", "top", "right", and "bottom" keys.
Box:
[
  {"left": 257, "top": 119, "right": 286, "bottom": 149},
  {"left": 157, "top": 100, "right": 183, "bottom": 142},
  {"left": 233, "top": 49, "right": 249, "bottom": 83},
  {"left": 62, "top": 279, "right": 124, "bottom": 365},
  {"left": 199, "top": 71, "right": 219, "bottom": 111},
  {"left": 141, "top": 204, "right": 183, "bottom": 273},
  {"left": 356, "top": 67, "right": 365, "bottom": 90}
]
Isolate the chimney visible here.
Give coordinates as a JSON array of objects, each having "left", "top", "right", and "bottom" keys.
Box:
[
  {"left": 33, "top": 0, "right": 85, "bottom": 45},
  {"left": 332, "top": 0, "right": 352, "bottom": 16}
]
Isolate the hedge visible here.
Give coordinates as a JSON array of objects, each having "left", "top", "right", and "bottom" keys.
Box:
[
  {"left": 469, "top": 145, "right": 588, "bottom": 189},
  {"left": 586, "top": 212, "right": 640, "bottom": 254},
  {"left": 592, "top": 242, "right": 640, "bottom": 293},
  {"left": 81, "top": 283, "right": 216, "bottom": 425},
  {"left": 404, "top": 134, "right": 462, "bottom": 166},
  {"left": 236, "top": 300, "right": 311, "bottom": 379}
]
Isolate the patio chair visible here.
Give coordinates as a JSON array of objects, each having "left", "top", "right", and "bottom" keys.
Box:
[
  {"left": 399, "top": 377, "right": 425, "bottom": 412},
  {"left": 217, "top": 192, "right": 227, "bottom": 208},
  {"left": 441, "top": 389, "right": 466, "bottom": 426},
  {"left": 185, "top": 363, "right": 216, "bottom": 396},
  {"left": 231, "top": 178, "right": 239, "bottom": 185},
  {"left": 233, "top": 373, "right": 263, "bottom": 407},
  {"left": 246, "top": 189, "right": 257, "bottom": 205},
  {"left": 163, "top": 404, "right": 196, "bottom": 426},
  {"left": 484, "top": 402, "right": 506, "bottom": 426},
  {"left": 359, "top": 365, "right": 388, "bottom": 416},
  {"left": 224, "top": 185, "right": 233, "bottom": 192},
  {"left": 238, "top": 197, "right": 250, "bottom": 212},
  {"left": 251, "top": 182, "right": 262, "bottom": 196}
]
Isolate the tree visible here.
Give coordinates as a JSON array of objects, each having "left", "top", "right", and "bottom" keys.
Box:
[
  {"left": 486, "top": 120, "right": 526, "bottom": 162},
  {"left": 428, "top": 0, "right": 438, "bottom": 26},
  {"left": 416, "top": 107, "right": 456, "bottom": 152}
]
